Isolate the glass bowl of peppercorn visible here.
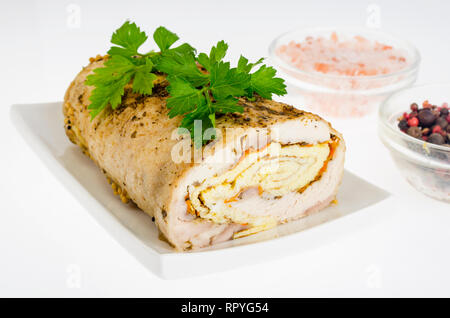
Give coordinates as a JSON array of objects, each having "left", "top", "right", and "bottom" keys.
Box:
[{"left": 378, "top": 83, "right": 450, "bottom": 202}]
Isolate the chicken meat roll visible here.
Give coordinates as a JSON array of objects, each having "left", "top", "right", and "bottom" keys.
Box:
[{"left": 64, "top": 56, "right": 346, "bottom": 251}]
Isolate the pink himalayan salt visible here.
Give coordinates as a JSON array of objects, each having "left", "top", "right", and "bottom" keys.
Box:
[{"left": 277, "top": 32, "right": 409, "bottom": 76}]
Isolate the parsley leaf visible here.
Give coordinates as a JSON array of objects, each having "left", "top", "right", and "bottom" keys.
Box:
[
  {"left": 153, "top": 26, "right": 179, "bottom": 52},
  {"left": 166, "top": 76, "right": 205, "bottom": 118},
  {"left": 87, "top": 22, "right": 160, "bottom": 119},
  {"left": 132, "top": 59, "right": 157, "bottom": 95},
  {"left": 197, "top": 53, "right": 211, "bottom": 71},
  {"left": 236, "top": 56, "right": 286, "bottom": 99},
  {"left": 209, "top": 61, "right": 250, "bottom": 99},
  {"left": 209, "top": 40, "right": 228, "bottom": 64},
  {"left": 197, "top": 40, "right": 228, "bottom": 71},
  {"left": 249, "top": 65, "right": 287, "bottom": 99},
  {"left": 108, "top": 21, "right": 148, "bottom": 57},
  {"left": 86, "top": 55, "right": 136, "bottom": 118},
  {"left": 169, "top": 42, "right": 197, "bottom": 56},
  {"left": 212, "top": 96, "right": 243, "bottom": 113},
  {"left": 180, "top": 105, "right": 215, "bottom": 148},
  {"left": 237, "top": 55, "right": 264, "bottom": 74},
  {"left": 157, "top": 50, "right": 208, "bottom": 86}
]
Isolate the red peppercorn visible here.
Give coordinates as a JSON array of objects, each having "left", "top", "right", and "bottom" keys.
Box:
[
  {"left": 408, "top": 117, "right": 419, "bottom": 127},
  {"left": 432, "top": 125, "right": 442, "bottom": 134},
  {"left": 422, "top": 136, "right": 428, "bottom": 141},
  {"left": 403, "top": 112, "right": 410, "bottom": 120},
  {"left": 410, "top": 103, "right": 419, "bottom": 111},
  {"left": 446, "top": 115, "right": 450, "bottom": 123}
]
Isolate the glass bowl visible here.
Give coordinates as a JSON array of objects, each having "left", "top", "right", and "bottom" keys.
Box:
[
  {"left": 269, "top": 27, "right": 420, "bottom": 118},
  {"left": 378, "top": 83, "right": 450, "bottom": 202}
]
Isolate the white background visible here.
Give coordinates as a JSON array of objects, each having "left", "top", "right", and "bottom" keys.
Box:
[{"left": 1, "top": 0, "right": 449, "bottom": 297}]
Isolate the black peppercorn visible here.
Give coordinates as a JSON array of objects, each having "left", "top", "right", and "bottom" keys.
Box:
[
  {"left": 428, "top": 133, "right": 445, "bottom": 145},
  {"left": 418, "top": 109, "right": 436, "bottom": 127},
  {"left": 432, "top": 109, "right": 441, "bottom": 118},
  {"left": 407, "top": 126, "right": 422, "bottom": 139},
  {"left": 398, "top": 119, "right": 408, "bottom": 131},
  {"left": 436, "top": 116, "right": 448, "bottom": 129}
]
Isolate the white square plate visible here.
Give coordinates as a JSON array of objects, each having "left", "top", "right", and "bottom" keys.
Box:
[{"left": 10, "top": 102, "right": 391, "bottom": 279}]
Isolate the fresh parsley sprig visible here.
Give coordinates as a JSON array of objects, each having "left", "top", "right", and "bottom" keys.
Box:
[
  {"left": 86, "top": 22, "right": 195, "bottom": 118},
  {"left": 160, "top": 40, "right": 287, "bottom": 146},
  {"left": 85, "top": 21, "right": 287, "bottom": 146}
]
